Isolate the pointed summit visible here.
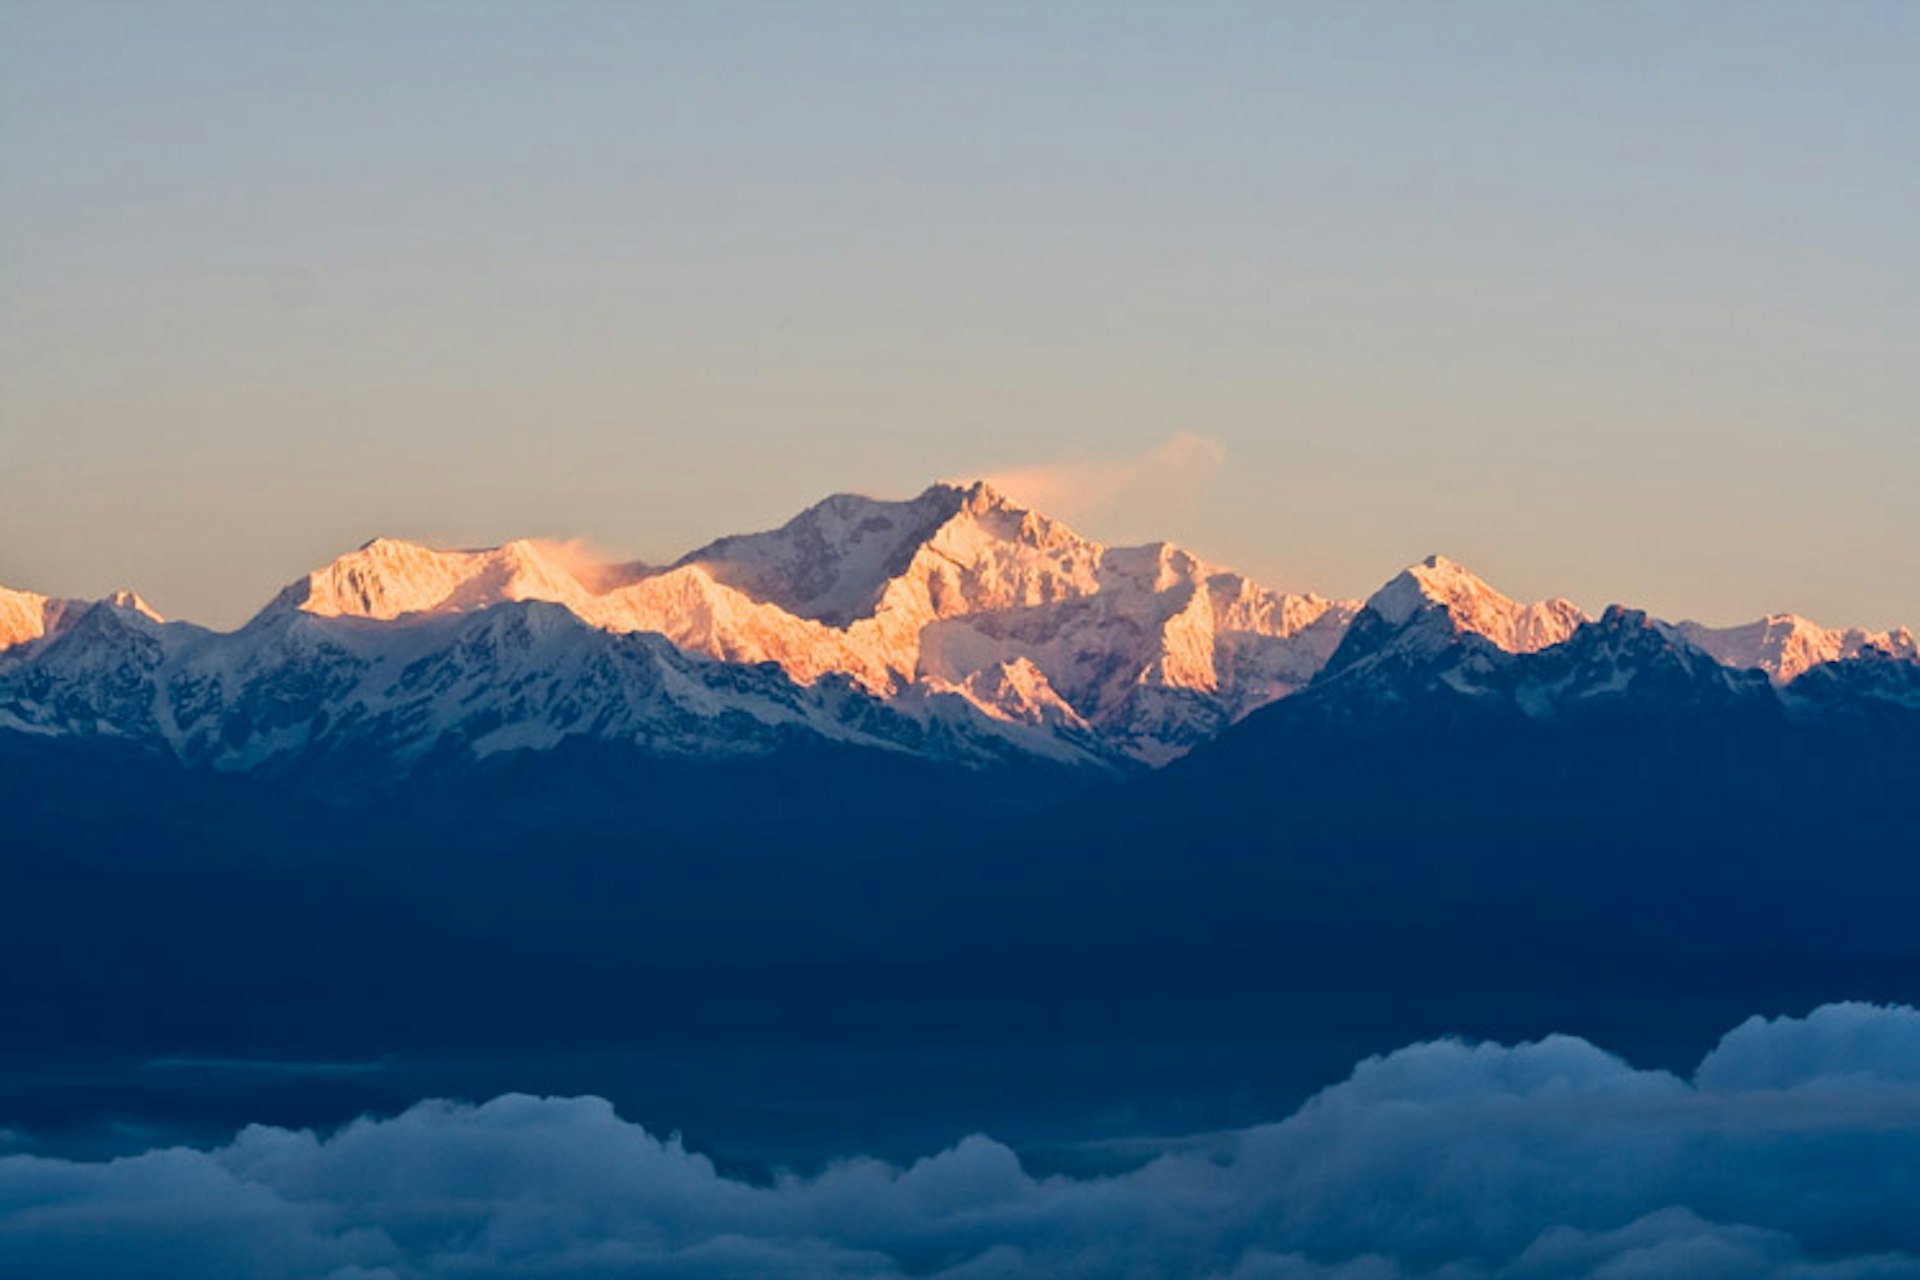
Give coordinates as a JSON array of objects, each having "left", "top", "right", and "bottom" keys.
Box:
[
  {"left": 1364, "top": 555, "right": 1587, "bottom": 653},
  {"left": 674, "top": 484, "right": 988, "bottom": 626},
  {"left": 1319, "top": 556, "right": 1585, "bottom": 683},
  {"left": 102, "top": 590, "right": 162, "bottom": 622},
  {"left": 674, "top": 480, "right": 1100, "bottom": 628},
  {"left": 949, "top": 478, "right": 1023, "bottom": 517}
]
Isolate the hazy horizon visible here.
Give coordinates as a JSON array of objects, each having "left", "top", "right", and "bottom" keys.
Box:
[{"left": 5, "top": 2, "right": 1916, "bottom": 630}]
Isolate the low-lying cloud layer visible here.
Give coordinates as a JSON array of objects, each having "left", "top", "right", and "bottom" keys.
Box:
[{"left": 5, "top": 1003, "right": 1920, "bottom": 1279}]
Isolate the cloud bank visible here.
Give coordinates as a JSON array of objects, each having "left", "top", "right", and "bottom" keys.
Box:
[
  {"left": 5, "top": 1003, "right": 1920, "bottom": 1279},
  {"left": 980, "top": 431, "right": 1227, "bottom": 524}
]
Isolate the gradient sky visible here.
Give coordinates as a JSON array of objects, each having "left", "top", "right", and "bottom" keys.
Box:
[{"left": 3, "top": 1, "right": 1915, "bottom": 630}]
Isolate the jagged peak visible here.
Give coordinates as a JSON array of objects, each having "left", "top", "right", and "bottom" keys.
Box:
[
  {"left": 674, "top": 488, "right": 962, "bottom": 626},
  {"left": 268, "top": 540, "right": 463, "bottom": 620},
  {"left": 918, "top": 480, "right": 1107, "bottom": 551},
  {"left": 927, "top": 477, "right": 1017, "bottom": 512},
  {"left": 1539, "top": 605, "right": 1781, "bottom": 703},
  {"left": 51, "top": 593, "right": 170, "bottom": 641},
  {"left": 1582, "top": 604, "right": 1688, "bottom": 651},
  {"left": 1368, "top": 555, "right": 1493, "bottom": 624},
  {"left": 261, "top": 536, "right": 611, "bottom": 624},
  {"left": 102, "top": 590, "right": 163, "bottom": 622},
  {"left": 1673, "top": 611, "right": 1919, "bottom": 682},
  {"left": 1, "top": 584, "right": 162, "bottom": 652},
  {"left": 1097, "top": 540, "right": 1213, "bottom": 595},
  {"left": 1362, "top": 555, "right": 1586, "bottom": 654},
  {"left": 1597, "top": 603, "right": 1651, "bottom": 627},
  {"left": 674, "top": 480, "right": 1099, "bottom": 627}
]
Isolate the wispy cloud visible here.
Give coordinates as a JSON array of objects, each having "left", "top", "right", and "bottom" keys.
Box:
[{"left": 980, "top": 431, "right": 1227, "bottom": 522}]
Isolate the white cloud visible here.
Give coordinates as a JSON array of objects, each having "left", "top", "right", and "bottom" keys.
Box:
[
  {"left": 1696, "top": 1001, "right": 1920, "bottom": 1092},
  {"left": 5, "top": 1004, "right": 1920, "bottom": 1279},
  {"left": 979, "top": 431, "right": 1227, "bottom": 524}
]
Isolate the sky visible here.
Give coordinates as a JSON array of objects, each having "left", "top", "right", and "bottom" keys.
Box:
[{"left": 2, "top": 1, "right": 1915, "bottom": 630}]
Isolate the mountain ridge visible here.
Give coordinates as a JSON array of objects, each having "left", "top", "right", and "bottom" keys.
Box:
[
  {"left": 224, "top": 481, "right": 1365, "bottom": 760},
  {"left": 3, "top": 482, "right": 1914, "bottom": 775}
]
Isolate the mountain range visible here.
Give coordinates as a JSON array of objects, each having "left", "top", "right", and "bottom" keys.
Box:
[
  {"left": 3, "top": 480, "right": 1914, "bottom": 782},
  {"left": 6, "top": 481, "right": 1920, "bottom": 1065}
]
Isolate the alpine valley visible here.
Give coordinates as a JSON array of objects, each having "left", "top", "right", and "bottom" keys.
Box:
[{"left": 5, "top": 482, "right": 1920, "bottom": 1077}]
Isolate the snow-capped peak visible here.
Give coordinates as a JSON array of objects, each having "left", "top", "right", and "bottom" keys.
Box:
[
  {"left": 1674, "top": 614, "right": 1920, "bottom": 683},
  {"left": 673, "top": 484, "right": 985, "bottom": 626},
  {"left": 675, "top": 480, "right": 1085, "bottom": 628},
  {"left": 262, "top": 537, "right": 603, "bottom": 622},
  {"left": 103, "top": 590, "right": 162, "bottom": 621},
  {"left": 7, "top": 486, "right": 1920, "bottom": 777},
  {"left": 0, "top": 585, "right": 162, "bottom": 653},
  {"left": 225, "top": 482, "right": 1359, "bottom": 762},
  {"left": 1366, "top": 555, "right": 1587, "bottom": 653},
  {"left": 1, "top": 587, "right": 66, "bottom": 652}
]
